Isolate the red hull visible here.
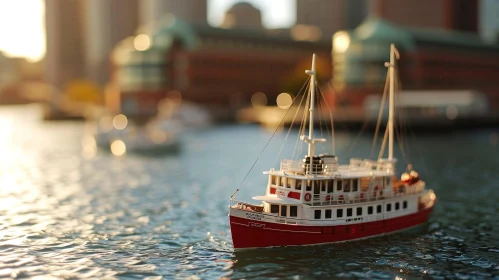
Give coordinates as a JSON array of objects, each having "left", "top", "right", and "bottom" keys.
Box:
[{"left": 230, "top": 205, "right": 434, "bottom": 249}]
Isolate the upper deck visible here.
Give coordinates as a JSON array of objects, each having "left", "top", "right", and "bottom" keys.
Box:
[{"left": 264, "top": 157, "right": 395, "bottom": 179}]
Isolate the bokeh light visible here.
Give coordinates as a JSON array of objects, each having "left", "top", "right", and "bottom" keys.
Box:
[
  {"left": 251, "top": 92, "right": 267, "bottom": 107},
  {"left": 333, "top": 31, "right": 350, "bottom": 53},
  {"left": 134, "top": 34, "right": 151, "bottom": 51},
  {"left": 110, "top": 139, "right": 126, "bottom": 156},
  {"left": 112, "top": 114, "right": 128, "bottom": 130},
  {"left": 276, "top": 93, "right": 292, "bottom": 109}
]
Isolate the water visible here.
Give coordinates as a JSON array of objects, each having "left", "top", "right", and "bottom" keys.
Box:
[{"left": 0, "top": 104, "right": 498, "bottom": 279}]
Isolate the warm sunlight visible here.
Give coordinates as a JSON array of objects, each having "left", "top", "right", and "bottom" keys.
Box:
[{"left": 0, "top": 0, "right": 45, "bottom": 62}]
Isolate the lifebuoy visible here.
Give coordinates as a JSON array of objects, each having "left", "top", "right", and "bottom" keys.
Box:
[
  {"left": 360, "top": 192, "right": 364, "bottom": 200},
  {"left": 325, "top": 195, "right": 331, "bottom": 201},
  {"left": 339, "top": 195, "right": 344, "bottom": 201},
  {"left": 304, "top": 193, "right": 311, "bottom": 201}
]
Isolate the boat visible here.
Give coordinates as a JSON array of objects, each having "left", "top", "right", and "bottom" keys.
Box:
[
  {"left": 87, "top": 114, "right": 181, "bottom": 156},
  {"left": 228, "top": 44, "right": 437, "bottom": 250}
]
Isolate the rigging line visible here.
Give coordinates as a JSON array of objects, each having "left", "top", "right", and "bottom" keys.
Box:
[
  {"left": 293, "top": 81, "right": 310, "bottom": 160},
  {"left": 238, "top": 79, "right": 309, "bottom": 188},
  {"left": 392, "top": 58, "right": 410, "bottom": 164},
  {"left": 346, "top": 108, "right": 371, "bottom": 160},
  {"left": 276, "top": 77, "right": 309, "bottom": 164},
  {"left": 315, "top": 81, "right": 329, "bottom": 153},
  {"left": 396, "top": 65, "right": 411, "bottom": 162},
  {"left": 327, "top": 79, "right": 352, "bottom": 135},
  {"left": 317, "top": 82, "right": 335, "bottom": 154},
  {"left": 369, "top": 69, "right": 390, "bottom": 160},
  {"left": 316, "top": 81, "right": 326, "bottom": 153},
  {"left": 394, "top": 75, "right": 407, "bottom": 164},
  {"left": 291, "top": 79, "right": 310, "bottom": 161},
  {"left": 318, "top": 88, "right": 329, "bottom": 153},
  {"left": 296, "top": 86, "right": 311, "bottom": 159},
  {"left": 378, "top": 126, "right": 389, "bottom": 160},
  {"left": 395, "top": 116, "right": 408, "bottom": 165}
]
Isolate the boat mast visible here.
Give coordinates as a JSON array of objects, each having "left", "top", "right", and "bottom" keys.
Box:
[
  {"left": 307, "top": 54, "right": 316, "bottom": 157},
  {"left": 387, "top": 44, "right": 399, "bottom": 162},
  {"left": 301, "top": 54, "right": 325, "bottom": 160},
  {"left": 388, "top": 44, "right": 394, "bottom": 161},
  {"left": 308, "top": 53, "right": 315, "bottom": 157}
]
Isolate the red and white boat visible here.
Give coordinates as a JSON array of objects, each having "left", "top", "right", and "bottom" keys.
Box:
[{"left": 229, "top": 44, "right": 437, "bottom": 250}]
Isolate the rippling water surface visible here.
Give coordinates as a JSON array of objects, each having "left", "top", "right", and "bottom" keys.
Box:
[{"left": 0, "top": 105, "right": 498, "bottom": 279}]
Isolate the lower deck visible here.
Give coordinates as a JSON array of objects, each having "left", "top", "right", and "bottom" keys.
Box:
[{"left": 229, "top": 201, "right": 435, "bottom": 249}]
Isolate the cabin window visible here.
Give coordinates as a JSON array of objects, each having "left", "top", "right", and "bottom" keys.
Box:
[
  {"left": 352, "top": 179, "right": 358, "bottom": 192},
  {"left": 321, "top": 180, "right": 326, "bottom": 192},
  {"left": 337, "top": 209, "right": 343, "bottom": 218},
  {"left": 368, "top": 206, "right": 373, "bottom": 215},
  {"left": 395, "top": 202, "right": 400, "bottom": 210},
  {"left": 377, "top": 205, "right": 382, "bottom": 213},
  {"left": 337, "top": 180, "right": 343, "bottom": 191},
  {"left": 344, "top": 180, "right": 351, "bottom": 192},
  {"left": 386, "top": 203, "right": 392, "bottom": 212},
  {"left": 280, "top": 205, "right": 287, "bottom": 216},
  {"left": 314, "top": 182, "right": 321, "bottom": 194},
  {"left": 271, "top": 204, "right": 279, "bottom": 214},
  {"left": 327, "top": 180, "right": 334, "bottom": 193},
  {"left": 279, "top": 177, "right": 285, "bottom": 187},
  {"left": 403, "top": 201, "right": 408, "bottom": 209},
  {"left": 325, "top": 209, "right": 332, "bottom": 219},
  {"left": 306, "top": 180, "right": 312, "bottom": 191},
  {"left": 314, "top": 210, "right": 321, "bottom": 219},
  {"left": 295, "top": 180, "right": 302, "bottom": 190},
  {"left": 290, "top": 206, "right": 298, "bottom": 217},
  {"left": 347, "top": 208, "right": 352, "bottom": 217},
  {"left": 271, "top": 176, "right": 277, "bottom": 185},
  {"left": 286, "top": 178, "right": 293, "bottom": 188},
  {"left": 357, "top": 207, "right": 362, "bottom": 216}
]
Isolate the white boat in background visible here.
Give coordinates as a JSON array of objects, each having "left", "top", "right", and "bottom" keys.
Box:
[
  {"left": 228, "top": 44, "right": 437, "bottom": 250},
  {"left": 85, "top": 93, "right": 212, "bottom": 156},
  {"left": 87, "top": 114, "right": 181, "bottom": 156},
  {"left": 156, "top": 97, "right": 213, "bottom": 129}
]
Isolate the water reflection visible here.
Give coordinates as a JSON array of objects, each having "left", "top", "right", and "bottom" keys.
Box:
[{"left": 0, "top": 105, "right": 497, "bottom": 279}]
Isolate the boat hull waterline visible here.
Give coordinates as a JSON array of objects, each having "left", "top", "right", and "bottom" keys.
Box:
[{"left": 229, "top": 194, "right": 436, "bottom": 250}]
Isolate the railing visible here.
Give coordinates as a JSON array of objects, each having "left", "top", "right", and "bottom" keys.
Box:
[
  {"left": 307, "top": 181, "right": 426, "bottom": 206},
  {"left": 230, "top": 182, "right": 427, "bottom": 225},
  {"left": 230, "top": 199, "right": 264, "bottom": 212},
  {"left": 280, "top": 160, "right": 303, "bottom": 173},
  {"left": 280, "top": 158, "right": 393, "bottom": 175}
]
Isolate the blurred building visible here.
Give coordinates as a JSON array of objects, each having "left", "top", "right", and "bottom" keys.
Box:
[
  {"left": 107, "top": 10, "right": 332, "bottom": 121},
  {"left": 45, "top": 0, "right": 86, "bottom": 91},
  {"left": 370, "top": 0, "right": 478, "bottom": 32},
  {"left": 0, "top": 53, "right": 38, "bottom": 104},
  {"left": 330, "top": 18, "right": 499, "bottom": 111},
  {"left": 480, "top": 0, "right": 499, "bottom": 43},
  {"left": 221, "top": 2, "right": 263, "bottom": 30},
  {"left": 296, "top": 0, "right": 368, "bottom": 37},
  {"left": 140, "top": 0, "right": 207, "bottom": 26},
  {"left": 45, "top": 0, "right": 139, "bottom": 94},
  {"left": 84, "top": 0, "right": 139, "bottom": 86}
]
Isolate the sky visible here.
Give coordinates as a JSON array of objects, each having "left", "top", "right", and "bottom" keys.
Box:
[
  {"left": 0, "top": 0, "right": 498, "bottom": 63},
  {"left": 0, "top": 0, "right": 295, "bottom": 63},
  {"left": 207, "top": 0, "right": 296, "bottom": 28},
  {"left": 0, "top": 0, "right": 45, "bottom": 62}
]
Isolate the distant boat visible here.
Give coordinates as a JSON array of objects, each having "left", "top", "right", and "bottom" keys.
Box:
[
  {"left": 228, "top": 44, "right": 437, "bottom": 250},
  {"left": 85, "top": 111, "right": 180, "bottom": 156},
  {"left": 86, "top": 96, "right": 212, "bottom": 156}
]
